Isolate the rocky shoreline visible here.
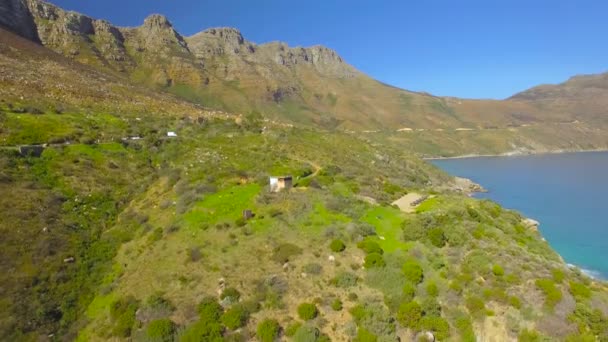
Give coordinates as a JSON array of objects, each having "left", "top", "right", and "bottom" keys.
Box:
[{"left": 424, "top": 147, "right": 608, "bottom": 161}]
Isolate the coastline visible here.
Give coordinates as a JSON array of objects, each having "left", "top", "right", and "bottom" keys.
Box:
[
  {"left": 423, "top": 147, "right": 608, "bottom": 161},
  {"left": 433, "top": 151, "right": 608, "bottom": 283}
]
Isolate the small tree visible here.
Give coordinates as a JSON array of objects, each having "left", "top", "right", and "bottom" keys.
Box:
[
  {"left": 397, "top": 301, "right": 422, "bottom": 328},
  {"left": 330, "top": 239, "right": 346, "bottom": 252},
  {"left": 146, "top": 319, "right": 176, "bottom": 342},
  {"left": 297, "top": 303, "right": 319, "bottom": 321},
  {"left": 402, "top": 260, "right": 424, "bottom": 284},
  {"left": 197, "top": 296, "right": 223, "bottom": 322},
  {"left": 257, "top": 319, "right": 280, "bottom": 342},
  {"left": 492, "top": 264, "right": 505, "bottom": 277},
  {"left": 364, "top": 253, "right": 386, "bottom": 268},
  {"left": 221, "top": 304, "right": 249, "bottom": 330},
  {"left": 357, "top": 239, "right": 384, "bottom": 255},
  {"left": 331, "top": 299, "right": 343, "bottom": 311},
  {"left": 427, "top": 227, "right": 446, "bottom": 247}
]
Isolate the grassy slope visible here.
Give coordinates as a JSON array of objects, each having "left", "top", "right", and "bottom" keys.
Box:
[{"left": 2, "top": 16, "right": 608, "bottom": 342}]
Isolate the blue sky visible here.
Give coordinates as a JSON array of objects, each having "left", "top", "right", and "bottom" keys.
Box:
[{"left": 49, "top": 0, "right": 608, "bottom": 99}]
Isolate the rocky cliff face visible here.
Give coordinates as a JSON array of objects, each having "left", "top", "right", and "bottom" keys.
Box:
[{"left": 0, "top": 0, "right": 39, "bottom": 41}]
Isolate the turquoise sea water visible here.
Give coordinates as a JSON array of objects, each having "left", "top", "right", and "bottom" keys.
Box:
[{"left": 432, "top": 151, "right": 608, "bottom": 280}]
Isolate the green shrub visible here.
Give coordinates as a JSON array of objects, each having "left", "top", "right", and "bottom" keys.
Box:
[
  {"left": 492, "top": 264, "right": 505, "bottom": 277},
  {"left": 146, "top": 292, "right": 175, "bottom": 311},
  {"left": 454, "top": 314, "right": 475, "bottom": 341},
  {"left": 465, "top": 296, "right": 486, "bottom": 317},
  {"left": 552, "top": 269, "right": 565, "bottom": 283},
  {"left": 257, "top": 319, "right": 280, "bottom": 342},
  {"left": 357, "top": 239, "right": 384, "bottom": 255},
  {"left": 402, "top": 260, "right": 424, "bottom": 284},
  {"left": 331, "top": 271, "right": 358, "bottom": 288},
  {"left": 197, "top": 296, "right": 223, "bottom": 322},
  {"left": 427, "top": 227, "right": 446, "bottom": 247},
  {"left": 297, "top": 303, "right": 319, "bottom": 321},
  {"left": 403, "top": 282, "right": 416, "bottom": 302},
  {"left": 397, "top": 301, "right": 422, "bottom": 328},
  {"left": 331, "top": 299, "right": 343, "bottom": 311},
  {"left": 518, "top": 329, "right": 541, "bottom": 342},
  {"left": 364, "top": 253, "right": 386, "bottom": 268},
  {"left": 292, "top": 325, "right": 320, "bottom": 342},
  {"left": 272, "top": 243, "right": 302, "bottom": 263},
  {"left": 569, "top": 281, "right": 591, "bottom": 299},
  {"left": 330, "top": 239, "right": 346, "bottom": 252},
  {"left": 509, "top": 296, "right": 522, "bottom": 309},
  {"left": 426, "top": 282, "right": 439, "bottom": 297},
  {"left": 421, "top": 297, "right": 442, "bottom": 317},
  {"left": 221, "top": 304, "right": 249, "bottom": 330},
  {"left": 419, "top": 316, "right": 450, "bottom": 340},
  {"left": 221, "top": 287, "right": 241, "bottom": 302},
  {"left": 535, "top": 278, "right": 562, "bottom": 308},
  {"left": 179, "top": 320, "right": 223, "bottom": 342},
  {"left": 284, "top": 322, "right": 301, "bottom": 337},
  {"left": 303, "top": 263, "right": 323, "bottom": 275},
  {"left": 355, "top": 327, "right": 378, "bottom": 342},
  {"left": 110, "top": 296, "right": 139, "bottom": 337},
  {"left": 146, "top": 319, "right": 176, "bottom": 342},
  {"left": 235, "top": 217, "right": 247, "bottom": 227}
]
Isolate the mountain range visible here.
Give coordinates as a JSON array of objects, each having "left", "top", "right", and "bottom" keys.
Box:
[{"left": 1, "top": 0, "right": 608, "bottom": 156}]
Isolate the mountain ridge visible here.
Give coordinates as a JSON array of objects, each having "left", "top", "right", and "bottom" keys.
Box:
[{"left": 2, "top": 0, "right": 608, "bottom": 155}]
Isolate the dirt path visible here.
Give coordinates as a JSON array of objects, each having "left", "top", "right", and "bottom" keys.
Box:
[{"left": 391, "top": 192, "right": 427, "bottom": 213}]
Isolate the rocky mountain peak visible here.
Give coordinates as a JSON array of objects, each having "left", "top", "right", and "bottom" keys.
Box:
[
  {"left": 143, "top": 14, "right": 173, "bottom": 29},
  {"left": 187, "top": 27, "right": 252, "bottom": 58}
]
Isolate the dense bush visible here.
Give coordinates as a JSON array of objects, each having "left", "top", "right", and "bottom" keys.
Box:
[
  {"left": 285, "top": 322, "right": 302, "bottom": 337},
  {"left": 332, "top": 298, "right": 343, "bottom": 311},
  {"left": 331, "top": 272, "right": 359, "bottom": 288},
  {"left": 355, "top": 327, "right": 378, "bottom": 342},
  {"left": 364, "top": 253, "right": 386, "bottom": 268},
  {"left": 221, "top": 287, "right": 242, "bottom": 302},
  {"left": 465, "top": 296, "right": 486, "bottom": 317},
  {"left": 426, "top": 282, "right": 439, "bottom": 297},
  {"left": 146, "top": 319, "right": 176, "bottom": 342},
  {"left": 492, "top": 264, "right": 505, "bottom": 277},
  {"left": 403, "top": 282, "right": 416, "bottom": 302},
  {"left": 257, "top": 319, "right": 280, "bottom": 342},
  {"left": 330, "top": 239, "right": 346, "bottom": 252},
  {"left": 146, "top": 292, "right": 175, "bottom": 312},
  {"left": 303, "top": 263, "right": 323, "bottom": 275},
  {"left": 179, "top": 319, "right": 223, "bottom": 342},
  {"left": 402, "top": 260, "right": 424, "bottom": 284},
  {"left": 221, "top": 304, "right": 250, "bottom": 330},
  {"left": 297, "top": 303, "right": 319, "bottom": 321},
  {"left": 421, "top": 297, "right": 442, "bottom": 317},
  {"left": 197, "top": 296, "right": 223, "bottom": 322},
  {"left": 357, "top": 239, "right": 384, "bottom": 255},
  {"left": 397, "top": 301, "right": 422, "bottom": 328},
  {"left": 109, "top": 296, "right": 139, "bottom": 337},
  {"left": 535, "top": 279, "right": 562, "bottom": 308},
  {"left": 569, "top": 281, "right": 591, "bottom": 299},
  {"left": 292, "top": 325, "right": 321, "bottom": 342},
  {"left": 419, "top": 316, "right": 450, "bottom": 340},
  {"left": 518, "top": 329, "right": 541, "bottom": 341},
  {"left": 552, "top": 269, "right": 565, "bottom": 283},
  {"left": 427, "top": 227, "right": 446, "bottom": 247},
  {"left": 272, "top": 243, "right": 303, "bottom": 263}
]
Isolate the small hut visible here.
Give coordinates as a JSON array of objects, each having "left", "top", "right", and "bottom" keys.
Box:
[
  {"left": 242, "top": 210, "right": 253, "bottom": 220},
  {"left": 269, "top": 176, "right": 293, "bottom": 192}
]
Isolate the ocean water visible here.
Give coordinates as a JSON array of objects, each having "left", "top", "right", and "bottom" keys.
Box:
[{"left": 432, "top": 151, "right": 608, "bottom": 280}]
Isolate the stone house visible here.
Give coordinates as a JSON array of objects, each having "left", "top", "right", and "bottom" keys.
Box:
[{"left": 269, "top": 176, "right": 293, "bottom": 192}]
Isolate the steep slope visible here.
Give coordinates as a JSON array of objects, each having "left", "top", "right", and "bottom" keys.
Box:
[{"left": 2, "top": 1, "right": 608, "bottom": 342}]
